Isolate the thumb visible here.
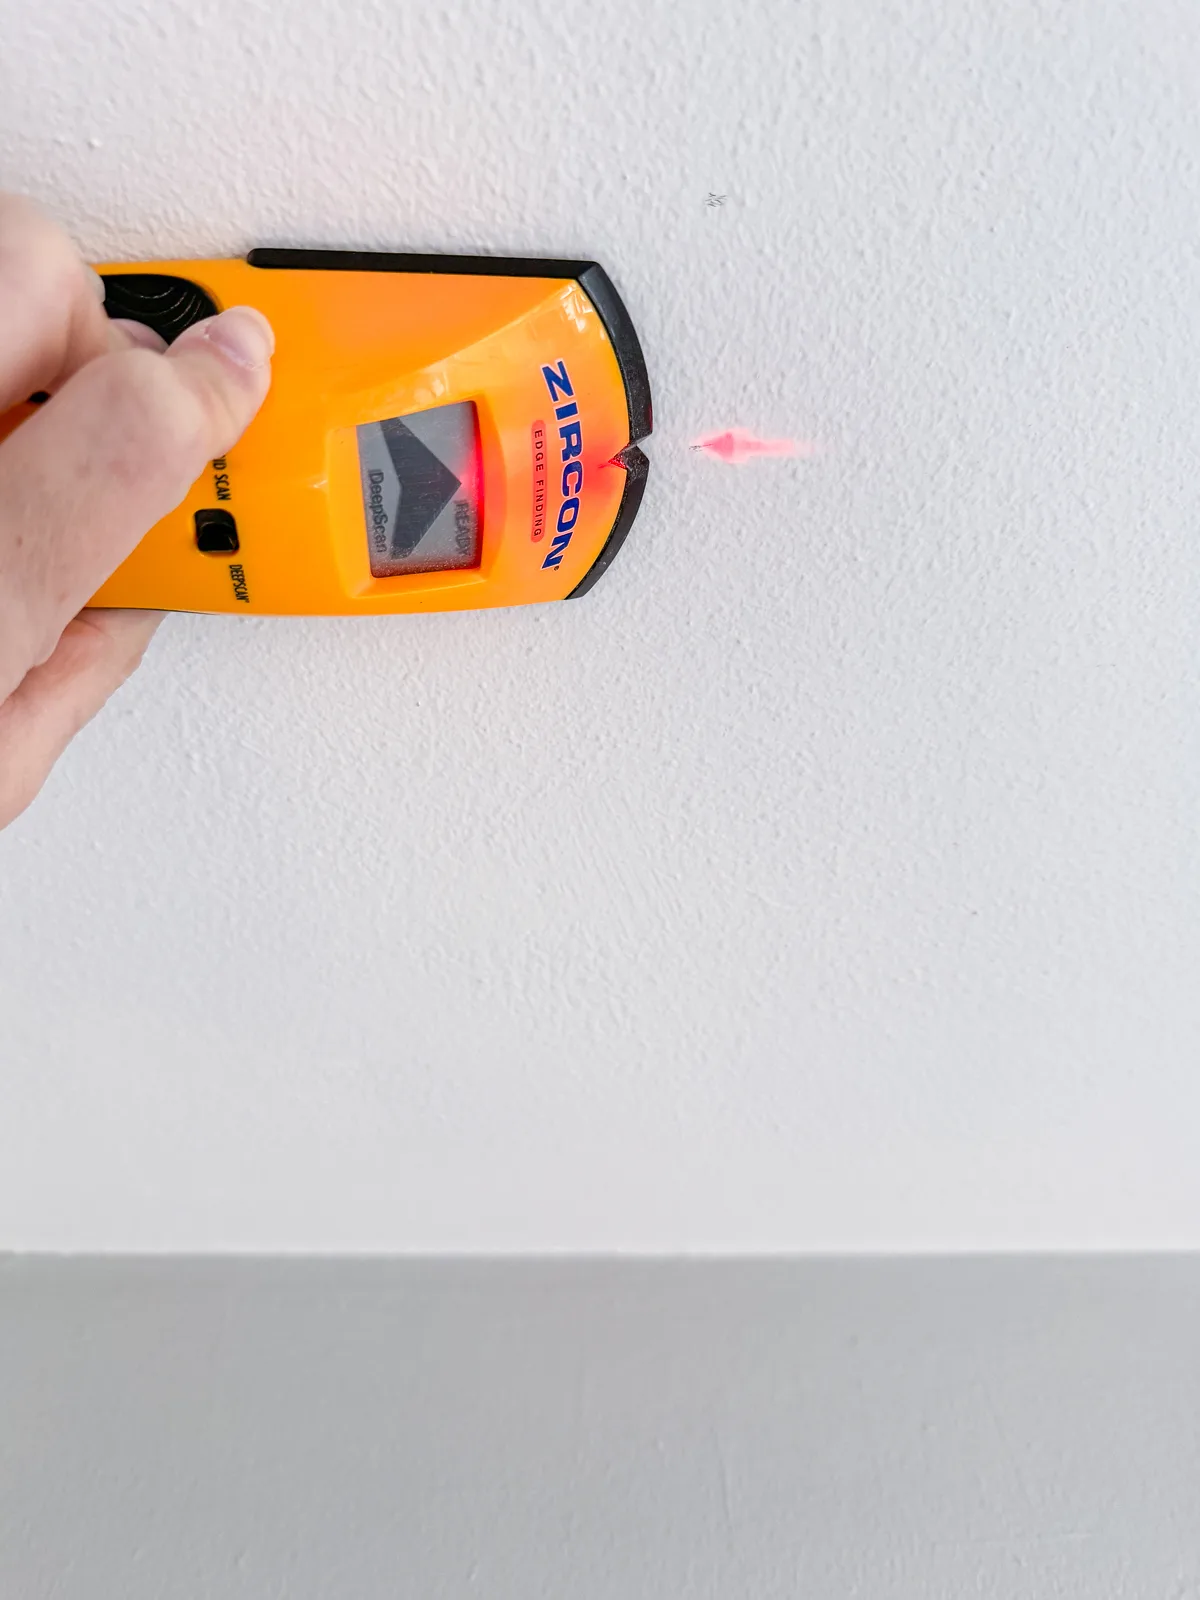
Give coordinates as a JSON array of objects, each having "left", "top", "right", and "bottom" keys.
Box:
[{"left": 0, "top": 306, "right": 273, "bottom": 695}]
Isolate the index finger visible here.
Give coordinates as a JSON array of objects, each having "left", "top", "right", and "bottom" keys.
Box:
[{"left": 0, "top": 194, "right": 112, "bottom": 413}]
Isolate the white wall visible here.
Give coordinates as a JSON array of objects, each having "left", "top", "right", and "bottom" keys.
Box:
[
  {"left": 4, "top": 1258, "right": 1199, "bottom": 1598},
  {"left": 2, "top": 0, "right": 1199, "bottom": 1250}
]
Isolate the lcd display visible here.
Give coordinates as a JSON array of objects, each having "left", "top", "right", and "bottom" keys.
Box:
[{"left": 356, "top": 401, "right": 481, "bottom": 577}]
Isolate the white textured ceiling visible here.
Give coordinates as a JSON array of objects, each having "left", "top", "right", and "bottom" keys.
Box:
[{"left": 2, "top": 0, "right": 1199, "bottom": 1250}]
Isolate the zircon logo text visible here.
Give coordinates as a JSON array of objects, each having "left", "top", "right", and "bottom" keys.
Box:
[{"left": 540, "top": 360, "right": 583, "bottom": 569}]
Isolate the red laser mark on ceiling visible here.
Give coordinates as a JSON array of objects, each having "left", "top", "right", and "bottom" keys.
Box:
[{"left": 691, "top": 429, "right": 820, "bottom": 465}]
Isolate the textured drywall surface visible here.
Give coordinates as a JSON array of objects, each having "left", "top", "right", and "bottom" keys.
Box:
[
  {"left": 3, "top": 1257, "right": 1200, "bottom": 1598},
  {"left": 2, "top": 0, "right": 1200, "bottom": 1250}
]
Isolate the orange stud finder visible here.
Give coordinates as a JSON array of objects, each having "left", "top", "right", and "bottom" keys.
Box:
[{"left": 4, "top": 250, "right": 652, "bottom": 615}]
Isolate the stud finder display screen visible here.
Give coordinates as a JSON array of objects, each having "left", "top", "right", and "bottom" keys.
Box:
[{"left": 356, "top": 401, "right": 481, "bottom": 577}]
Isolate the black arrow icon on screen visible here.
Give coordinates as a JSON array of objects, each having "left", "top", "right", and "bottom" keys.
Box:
[{"left": 380, "top": 417, "right": 463, "bottom": 558}]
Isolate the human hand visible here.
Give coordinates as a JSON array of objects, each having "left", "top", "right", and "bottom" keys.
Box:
[{"left": 0, "top": 196, "right": 273, "bottom": 829}]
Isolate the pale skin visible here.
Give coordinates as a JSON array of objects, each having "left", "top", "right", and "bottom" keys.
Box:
[{"left": 0, "top": 195, "right": 274, "bottom": 829}]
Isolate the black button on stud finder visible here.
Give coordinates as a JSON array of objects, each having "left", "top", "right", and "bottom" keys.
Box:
[
  {"left": 101, "top": 274, "right": 218, "bottom": 344},
  {"left": 194, "top": 508, "right": 239, "bottom": 554}
]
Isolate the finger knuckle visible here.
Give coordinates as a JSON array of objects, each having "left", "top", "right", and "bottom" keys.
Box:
[{"left": 0, "top": 202, "right": 87, "bottom": 326}]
